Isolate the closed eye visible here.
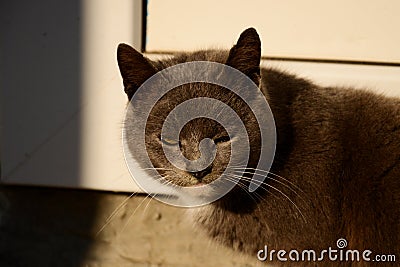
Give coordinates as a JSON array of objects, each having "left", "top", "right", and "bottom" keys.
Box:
[
  {"left": 160, "top": 136, "right": 180, "bottom": 146},
  {"left": 214, "top": 135, "right": 231, "bottom": 144}
]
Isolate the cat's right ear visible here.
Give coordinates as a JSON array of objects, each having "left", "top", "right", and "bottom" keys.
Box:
[{"left": 117, "top": 44, "right": 157, "bottom": 100}]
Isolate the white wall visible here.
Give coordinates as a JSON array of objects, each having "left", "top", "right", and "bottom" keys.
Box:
[
  {"left": 146, "top": 0, "right": 400, "bottom": 63},
  {"left": 1, "top": 0, "right": 143, "bottom": 192}
]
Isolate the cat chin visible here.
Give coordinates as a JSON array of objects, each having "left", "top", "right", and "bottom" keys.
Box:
[
  {"left": 185, "top": 182, "right": 207, "bottom": 187},
  {"left": 172, "top": 183, "right": 225, "bottom": 206},
  {"left": 180, "top": 185, "right": 215, "bottom": 198}
]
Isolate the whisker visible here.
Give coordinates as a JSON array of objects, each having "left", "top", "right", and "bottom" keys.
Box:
[
  {"left": 226, "top": 174, "right": 307, "bottom": 222},
  {"left": 224, "top": 174, "right": 281, "bottom": 203},
  {"left": 229, "top": 167, "right": 303, "bottom": 192},
  {"left": 141, "top": 193, "right": 157, "bottom": 219},
  {"left": 230, "top": 170, "right": 303, "bottom": 199},
  {"left": 223, "top": 176, "right": 262, "bottom": 203},
  {"left": 225, "top": 174, "right": 279, "bottom": 197},
  {"left": 95, "top": 192, "right": 137, "bottom": 237},
  {"left": 117, "top": 194, "right": 151, "bottom": 238}
]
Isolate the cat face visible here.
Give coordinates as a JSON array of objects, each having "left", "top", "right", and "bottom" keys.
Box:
[
  {"left": 143, "top": 82, "right": 265, "bottom": 187},
  {"left": 118, "top": 28, "right": 264, "bottom": 191}
]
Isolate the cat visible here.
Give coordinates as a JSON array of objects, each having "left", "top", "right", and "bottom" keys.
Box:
[{"left": 117, "top": 28, "right": 400, "bottom": 266}]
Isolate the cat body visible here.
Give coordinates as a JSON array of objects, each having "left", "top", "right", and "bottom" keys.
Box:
[
  {"left": 196, "top": 68, "right": 400, "bottom": 266},
  {"left": 117, "top": 28, "right": 400, "bottom": 266}
]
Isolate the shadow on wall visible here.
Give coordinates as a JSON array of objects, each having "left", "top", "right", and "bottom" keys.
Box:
[
  {"left": 0, "top": 186, "right": 101, "bottom": 267},
  {"left": 0, "top": 0, "right": 99, "bottom": 266}
]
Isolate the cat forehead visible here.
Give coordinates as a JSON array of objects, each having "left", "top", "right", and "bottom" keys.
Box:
[
  {"left": 150, "top": 84, "right": 236, "bottom": 105},
  {"left": 154, "top": 50, "right": 230, "bottom": 68},
  {"left": 179, "top": 50, "right": 230, "bottom": 62}
]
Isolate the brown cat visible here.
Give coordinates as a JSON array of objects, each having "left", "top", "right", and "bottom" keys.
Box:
[{"left": 117, "top": 28, "right": 400, "bottom": 266}]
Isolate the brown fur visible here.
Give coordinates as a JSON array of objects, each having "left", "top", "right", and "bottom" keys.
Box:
[{"left": 117, "top": 28, "right": 400, "bottom": 266}]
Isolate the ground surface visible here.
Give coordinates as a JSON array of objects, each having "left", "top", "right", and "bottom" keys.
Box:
[{"left": 0, "top": 186, "right": 261, "bottom": 267}]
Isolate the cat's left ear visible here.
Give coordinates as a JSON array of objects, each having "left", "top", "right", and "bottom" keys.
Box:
[
  {"left": 226, "top": 28, "right": 261, "bottom": 85},
  {"left": 117, "top": 44, "right": 157, "bottom": 100}
]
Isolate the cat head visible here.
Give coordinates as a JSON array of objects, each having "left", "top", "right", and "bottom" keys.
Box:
[
  {"left": 117, "top": 28, "right": 262, "bottom": 100},
  {"left": 117, "top": 28, "right": 265, "bottom": 196}
]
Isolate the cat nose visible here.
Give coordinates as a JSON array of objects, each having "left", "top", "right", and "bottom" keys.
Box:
[{"left": 189, "top": 165, "right": 212, "bottom": 180}]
